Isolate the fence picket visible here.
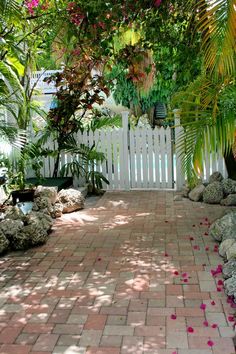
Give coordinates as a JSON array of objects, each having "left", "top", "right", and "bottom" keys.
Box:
[
  {"left": 160, "top": 128, "right": 166, "bottom": 188},
  {"left": 147, "top": 127, "right": 154, "bottom": 188},
  {"left": 154, "top": 128, "right": 160, "bottom": 188},
  {"left": 129, "top": 128, "right": 136, "bottom": 188},
  {"left": 166, "top": 127, "right": 173, "bottom": 188}
]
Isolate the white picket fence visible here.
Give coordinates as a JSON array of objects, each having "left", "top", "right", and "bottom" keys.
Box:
[
  {"left": 36, "top": 112, "right": 227, "bottom": 190},
  {"left": 31, "top": 70, "right": 62, "bottom": 94}
]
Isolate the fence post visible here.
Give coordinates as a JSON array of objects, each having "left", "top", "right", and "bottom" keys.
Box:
[
  {"left": 122, "top": 111, "right": 130, "bottom": 190},
  {"left": 174, "top": 109, "right": 185, "bottom": 190}
]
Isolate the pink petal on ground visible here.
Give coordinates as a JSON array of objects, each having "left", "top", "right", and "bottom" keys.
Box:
[
  {"left": 200, "top": 303, "right": 206, "bottom": 310},
  {"left": 211, "top": 324, "right": 218, "bottom": 328},
  {"left": 217, "top": 280, "right": 223, "bottom": 286},
  {"left": 228, "top": 316, "right": 235, "bottom": 322},
  {"left": 187, "top": 326, "right": 194, "bottom": 333},
  {"left": 211, "top": 301, "right": 216, "bottom": 306},
  {"left": 171, "top": 314, "right": 177, "bottom": 320},
  {"left": 203, "top": 320, "right": 209, "bottom": 327},
  {"left": 207, "top": 340, "right": 214, "bottom": 347}
]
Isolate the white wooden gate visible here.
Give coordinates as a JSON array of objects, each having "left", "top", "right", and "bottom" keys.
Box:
[{"left": 34, "top": 111, "right": 227, "bottom": 190}]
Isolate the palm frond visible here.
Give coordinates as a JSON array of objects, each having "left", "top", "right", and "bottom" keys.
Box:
[{"left": 196, "top": 0, "right": 236, "bottom": 78}]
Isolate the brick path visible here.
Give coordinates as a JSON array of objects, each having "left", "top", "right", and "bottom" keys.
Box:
[{"left": 0, "top": 191, "right": 235, "bottom": 354}]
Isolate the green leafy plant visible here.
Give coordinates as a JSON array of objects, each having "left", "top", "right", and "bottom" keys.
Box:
[{"left": 60, "top": 140, "right": 109, "bottom": 194}]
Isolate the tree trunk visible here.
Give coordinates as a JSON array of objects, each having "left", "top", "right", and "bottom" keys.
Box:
[
  {"left": 224, "top": 150, "right": 236, "bottom": 180},
  {"left": 53, "top": 151, "right": 60, "bottom": 178}
]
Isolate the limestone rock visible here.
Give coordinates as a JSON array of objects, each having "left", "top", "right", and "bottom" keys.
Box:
[
  {"left": 223, "top": 259, "right": 236, "bottom": 279},
  {"left": 209, "top": 171, "right": 223, "bottom": 184},
  {"left": 34, "top": 186, "right": 58, "bottom": 205},
  {"left": 203, "top": 182, "right": 224, "bottom": 204},
  {"left": 224, "top": 275, "right": 236, "bottom": 297},
  {"left": 226, "top": 243, "right": 236, "bottom": 260},
  {"left": 221, "top": 194, "right": 236, "bottom": 206},
  {"left": 20, "top": 224, "right": 49, "bottom": 248},
  {"left": 222, "top": 178, "right": 236, "bottom": 196},
  {"left": 57, "top": 188, "right": 85, "bottom": 213},
  {"left": 219, "top": 239, "right": 235, "bottom": 258},
  {"left": 181, "top": 186, "right": 190, "bottom": 198},
  {"left": 174, "top": 195, "right": 183, "bottom": 201},
  {"left": 49, "top": 202, "right": 63, "bottom": 218},
  {"left": 4, "top": 206, "right": 24, "bottom": 220},
  {"left": 25, "top": 211, "right": 53, "bottom": 231},
  {"left": 189, "top": 184, "right": 205, "bottom": 202},
  {"left": 0, "top": 219, "right": 24, "bottom": 241},
  {"left": 209, "top": 211, "right": 236, "bottom": 242},
  {"left": 0, "top": 230, "right": 9, "bottom": 254},
  {"left": 32, "top": 197, "right": 52, "bottom": 214}
]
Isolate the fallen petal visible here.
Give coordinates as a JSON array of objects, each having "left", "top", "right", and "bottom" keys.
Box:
[
  {"left": 207, "top": 340, "right": 214, "bottom": 347},
  {"left": 200, "top": 303, "right": 206, "bottom": 310},
  {"left": 187, "top": 326, "right": 194, "bottom": 333},
  {"left": 171, "top": 314, "right": 177, "bottom": 320}
]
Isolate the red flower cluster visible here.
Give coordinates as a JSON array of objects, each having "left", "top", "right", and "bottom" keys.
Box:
[
  {"left": 26, "top": 0, "right": 39, "bottom": 15},
  {"left": 67, "top": 2, "right": 85, "bottom": 26}
]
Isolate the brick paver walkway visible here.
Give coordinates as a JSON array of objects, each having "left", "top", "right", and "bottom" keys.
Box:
[{"left": 0, "top": 191, "right": 235, "bottom": 354}]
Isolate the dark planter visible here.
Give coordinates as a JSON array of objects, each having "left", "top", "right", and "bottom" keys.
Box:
[
  {"left": 26, "top": 177, "right": 73, "bottom": 191},
  {"left": 11, "top": 189, "right": 35, "bottom": 205}
]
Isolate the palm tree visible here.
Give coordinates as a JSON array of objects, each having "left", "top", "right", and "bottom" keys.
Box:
[{"left": 174, "top": 0, "right": 236, "bottom": 182}]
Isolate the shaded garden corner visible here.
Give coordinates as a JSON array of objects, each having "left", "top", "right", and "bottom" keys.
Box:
[{"left": 0, "top": 191, "right": 235, "bottom": 354}]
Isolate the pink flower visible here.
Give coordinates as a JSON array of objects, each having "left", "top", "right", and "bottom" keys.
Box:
[
  {"left": 205, "top": 247, "right": 209, "bottom": 251},
  {"left": 182, "top": 273, "right": 188, "bottom": 278},
  {"left": 200, "top": 303, "right": 206, "bottom": 310},
  {"left": 171, "top": 314, "right": 177, "bottom": 320},
  {"left": 228, "top": 316, "right": 235, "bottom": 322},
  {"left": 26, "top": 0, "right": 39, "bottom": 15},
  {"left": 183, "top": 278, "right": 188, "bottom": 283},
  {"left": 187, "top": 326, "right": 194, "bottom": 333},
  {"left": 203, "top": 320, "right": 209, "bottom": 327},
  {"left": 154, "top": 0, "right": 162, "bottom": 7},
  {"left": 211, "top": 301, "right": 216, "bottom": 306},
  {"left": 211, "top": 323, "right": 218, "bottom": 328},
  {"left": 207, "top": 340, "right": 214, "bottom": 347},
  {"left": 193, "top": 245, "right": 200, "bottom": 250},
  {"left": 173, "top": 271, "right": 179, "bottom": 276},
  {"left": 217, "top": 287, "right": 222, "bottom": 292},
  {"left": 217, "top": 280, "right": 223, "bottom": 286},
  {"left": 189, "top": 236, "right": 194, "bottom": 241}
]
